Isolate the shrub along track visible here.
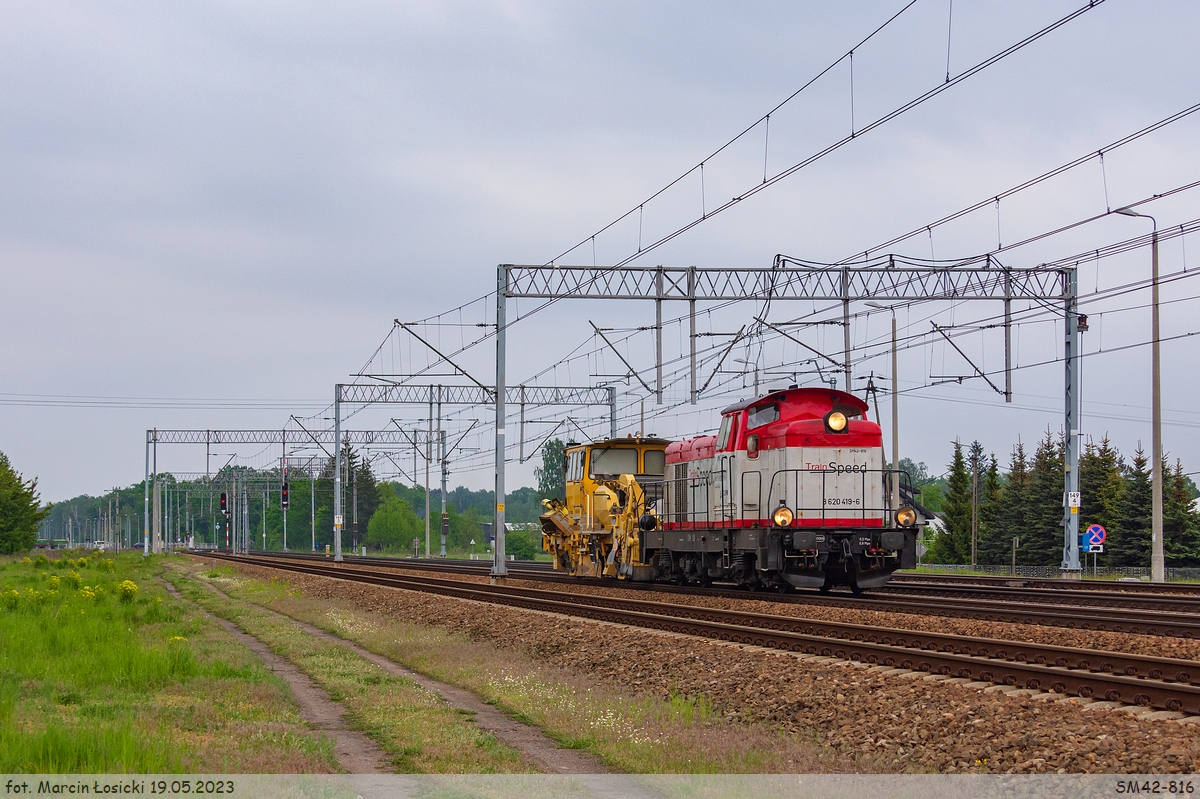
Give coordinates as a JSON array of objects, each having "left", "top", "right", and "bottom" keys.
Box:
[{"left": 204, "top": 554, "right": 1200, "bottom": 716}]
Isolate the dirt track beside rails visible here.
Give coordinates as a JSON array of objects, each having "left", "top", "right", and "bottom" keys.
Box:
[{"left": 232, "top": 561, "right": 1200, "bottom": 775}]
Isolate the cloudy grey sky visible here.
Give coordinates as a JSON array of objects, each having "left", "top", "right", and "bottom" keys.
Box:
[{"left": 3, "top": 0, "right": 1200, "bottom": 501}]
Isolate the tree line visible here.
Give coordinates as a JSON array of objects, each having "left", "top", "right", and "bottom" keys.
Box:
[
  {"left": 918, "top": 433, "right": 1200, "bottom": 568},
  {"left": 33, "top": 444, "right": 563, "bottom": 559}
]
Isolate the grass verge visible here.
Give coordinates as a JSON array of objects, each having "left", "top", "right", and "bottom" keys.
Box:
[
  {"left": 177, "top": 557, "right": 862, "bottom": 773},
  {"left": 164, "top": 563, "right": 532, "bottom": 774},
  {"left": 0, "top": 551, "right": 338, "bottom": 773}
]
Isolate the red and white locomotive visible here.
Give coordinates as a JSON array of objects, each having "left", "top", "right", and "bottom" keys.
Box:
[{"left": 643, "top": 386, "right": 920, "bottom": 592}]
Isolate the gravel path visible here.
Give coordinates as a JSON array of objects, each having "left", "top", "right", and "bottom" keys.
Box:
[{"left": 232, "top": 561, "right": 1200, "bottom": 774}]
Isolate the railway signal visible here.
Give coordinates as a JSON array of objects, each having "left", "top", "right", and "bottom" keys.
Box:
[
  {"left": 281, "top": 482, "right": 289, "bottom": 510},
  {"left": 220, "top": 492, "right": 227, "bottom": 514}
]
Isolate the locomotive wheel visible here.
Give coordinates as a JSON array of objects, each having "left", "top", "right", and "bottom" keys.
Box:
[
  {"left": 850, "top": 582, "right": 865, "bottom": 596},
  {"left": 818, "top": 584, "right": 832, "bottom": 593},
  {"left": 774, "top": 582, "right": 794, "bottom": 595}
]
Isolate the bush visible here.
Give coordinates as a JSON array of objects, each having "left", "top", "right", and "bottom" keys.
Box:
[
  {"left": 116, "top": 580, "right": 139, "bottom": 604},
  {"left": 1, "top": 590, "right": 17, "bottom": 611},
  {"left": 97, "top": 559, "right": 115, "bottom": 573},
  {"left": 504, "top": 529, "right": 540, "bottom": 560},
  {"left": 64, "top": 571, "right": 83, "bottom": 590}
]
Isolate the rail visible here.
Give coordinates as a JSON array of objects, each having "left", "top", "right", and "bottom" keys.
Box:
[{"left": 205, "top": 553, "right": 1200, "bottom": 714}]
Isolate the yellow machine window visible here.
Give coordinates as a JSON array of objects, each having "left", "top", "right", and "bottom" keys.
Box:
[
  {"left": 590, "top": 447, "right": 638, "bottom": 477},
  {"left": 643, "top": 450, "right": 665, "bottom": 475}
]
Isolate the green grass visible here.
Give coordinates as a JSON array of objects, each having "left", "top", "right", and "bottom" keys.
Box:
[
  {"left": 0, "top": 552, "right": 339, "bottom": 773},
  {"left": 184, "top": 558, "right": 863, "bottom": 773},
  {"left": 167, "top": 564, "right": 533, "bottom": 773}
]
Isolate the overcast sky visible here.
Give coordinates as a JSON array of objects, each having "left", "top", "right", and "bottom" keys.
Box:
[{"left": 3, "top": 0, "right": 1200, "bottom": 502}]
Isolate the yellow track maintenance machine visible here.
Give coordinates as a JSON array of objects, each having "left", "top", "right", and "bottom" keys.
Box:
[{"left": 540, "top": 436, "right": 668, "bottom": 579}]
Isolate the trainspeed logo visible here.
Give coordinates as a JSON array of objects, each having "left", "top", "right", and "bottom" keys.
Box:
[{"left": 804, "top": 462, "right": 867, "bottom": 473}]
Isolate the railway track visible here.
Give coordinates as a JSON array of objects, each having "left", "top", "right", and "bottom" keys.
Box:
[
  {"left": 892, "top": 571, "right": 1200, "bottom": 596},
  {"left": 235, "top": 550, "right": 1200, "bottom": 638},
  {"left": 203, "top": 552, "right": 1200, "bottom": 715}
]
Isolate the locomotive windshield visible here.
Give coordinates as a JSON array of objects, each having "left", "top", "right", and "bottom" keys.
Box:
[
  {"left": 590, "top": 447, "right": 638, "bottom": 477},
  {"left": 747, "top": 403, "right": 780, "bottom": 429},
  {"left": 643, "top": 450, "right": 665, "bottom": 475}
]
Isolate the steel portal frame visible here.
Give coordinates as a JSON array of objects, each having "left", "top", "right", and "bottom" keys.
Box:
[
  {"left": 331, "top": 382, "right": 617, "bottom": 564},
  {"left": 497, "top": 255, "right": 1084, "bottom": 575}
]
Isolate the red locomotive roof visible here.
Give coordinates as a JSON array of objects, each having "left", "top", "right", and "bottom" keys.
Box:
[
  {"left": 668, "top": 387, "right": 879, "bottom": 464},
  {"left": 719, "top": 387, "right": 868, "bottom": 419}
]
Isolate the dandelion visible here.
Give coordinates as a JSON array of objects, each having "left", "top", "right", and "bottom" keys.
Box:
[
  {"left": 170, "top": 636, "right": 188, "bottom": 642},
  {"left": 116, "top": 580, "right": 139, "bottom": 604}
]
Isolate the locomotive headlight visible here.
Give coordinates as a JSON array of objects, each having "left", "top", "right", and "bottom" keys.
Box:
[
  {"left": 824, "top": 410, "right": 848, "bottom": 433},
  {"left": 773, "top": 506, "right": 795, "bottom": 527},
  {"left": 895, "top": 506, "right": 917, "bottom": 527}
]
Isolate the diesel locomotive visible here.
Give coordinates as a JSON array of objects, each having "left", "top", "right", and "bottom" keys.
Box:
[{"left": 541, "top": 386, "right": 921, "bottom": 592}]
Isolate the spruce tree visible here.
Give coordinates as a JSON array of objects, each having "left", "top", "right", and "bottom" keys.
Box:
[
  {"left": 927, "top": 441, "right": 972, "bottom": 564},
  {"left": 0, "top": 452, "right": 51, "bottom": 554},
  {"left": 1164, "top": 458, "right": 1200, "bottom": 567},
  {"left": 1112, "top": 445, "right": 1152, "bottom": 568},
  {"left": 977, "top": 455, "right": 1007, "bottom": 564},
  {"left": 1025, "top": 431, "right": 1066, "bottom": 567},
  {"left": 995, "top": 443, "right": 1030, "bottom": 569},
  {"left": 1079, "top": 436, "right": 1124, "bottom": 567}
]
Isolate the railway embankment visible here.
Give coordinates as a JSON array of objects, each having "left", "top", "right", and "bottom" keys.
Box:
[{"left": 214, "top": 555, "right": 1200, "bottom": 774}]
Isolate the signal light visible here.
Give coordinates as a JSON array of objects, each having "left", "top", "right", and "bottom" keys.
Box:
[
  {"left": 220, "top": 492, "right": 227, "bottom": 513},
  {"left": 281, "top": 482, "right": 290, "bottom": 510}
]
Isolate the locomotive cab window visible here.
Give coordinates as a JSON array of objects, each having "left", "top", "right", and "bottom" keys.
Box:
[
  {"left": 716, "top": 415, "right": 734, "bottom": 450},
  {"left": 643, "top": 450, "right": 665, "bottom": 476},
  {"left": 590, "top": 447, "right": 638, "bottom": 477},
  {"left": 747, "top": 403, "right": 779, "bottom": 429}
]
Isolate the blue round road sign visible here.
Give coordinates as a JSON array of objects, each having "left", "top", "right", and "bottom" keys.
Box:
[{"left": 1086, "top": 524, "right": 1107, "bottom": 545}]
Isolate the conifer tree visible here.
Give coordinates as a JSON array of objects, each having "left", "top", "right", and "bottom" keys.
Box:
[
  {"left": 1079, "top": 436, "right": 1124, "bottom": 567},
  {"left": 1112, "top": 445, "right": 1152, "bottom": 568},
  {"left": 0, "top": 452, "right": 51, "bottom": 554},
  {"left": 977, "top": 455, "right": 1007, "bottom": 564},
  {"left": 995, "top": 443, "right": 1030, "bottom": 568},
  {"left": 1163, "top": 458, "right": 1200, "bottom": 567},
  {"left": 1025, "top": 431, "right": 1066, "bottom": 567},
  {"left": 927, "top": 441, "right": 971, "bottom": 564}
]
